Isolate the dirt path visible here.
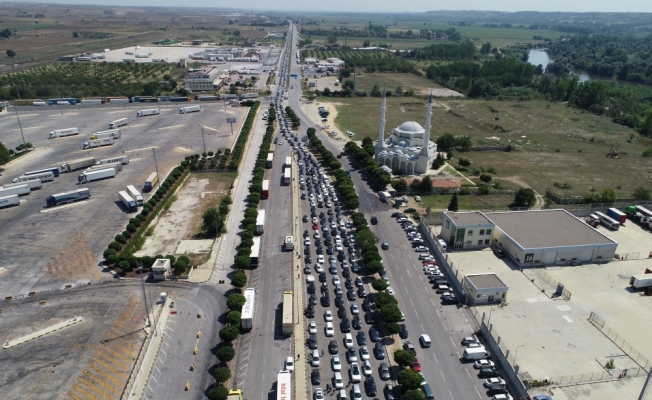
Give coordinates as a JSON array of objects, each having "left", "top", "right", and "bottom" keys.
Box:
[{"left": 496, "top": 176, "right": 545, "bottom": 209}]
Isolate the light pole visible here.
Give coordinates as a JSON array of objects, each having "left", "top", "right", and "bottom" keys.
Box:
[
  {"left": 13, "top": 89, "right": 27, "bottom": 149},
  {"left": 513, "top": 344, "right": 525, "bottom": 366},
  {"left": 138, "top": 262, "right": 153, "bottom": 330},
  {"left": 152, "top": 148, "right": 160, "bottom": 189},
  {"left": 200, "top": 125, "right": 206, "bottom": 156},
  {"left": 55, "top": 86, "right": 64, "bottom": 115}
]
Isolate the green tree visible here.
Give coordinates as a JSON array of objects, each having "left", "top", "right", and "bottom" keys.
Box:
[
  {"left": 419, "top": 175, "right": 433, "bottom": 193},
  {"left": 458, "top": 158, "right": 471, "bottom": 167},
  {"left": 217, "top": 346, "right": 236, "bottom": 363},
  {"left": 394, "top": 349, "right": 415, "bottom": 367},
  {"left": 633, "top": 186, "right": 652, "bottom": 200},
  {"left": 448, "top": 192, "right": 459, "bottom": 211},
  {"left": 456, "top": 135, "right": 472, "bottom": 150},
  {"left": 6, "top": 49, "right": 15, "bottom": 57},
  {"left": 387, "top": 322, "right": 401, "bottom": 335},
  {"left": 365, "top": 260, "right": 383, "bottom": 274},
  {"left": 405, "top": 390, "right": 426, "bottom": 400},
  {"left": 480, "top": 42, "right": 492, "bottom": 55},
  {"left": 326, "top": 35, "right": 337, "bottom": 44},
  {"left": 227, "top": 293, "right": 246, "bottom": 311},
  {"left": 219, "top": 325, "right": 239, "bottom": 342},
  {"left": 202, "top": 206, "right": 225, "bottom": 237},
  {"left": 391, "top": 178, "right": 407, "bottom": 192},
  {"left": 397, "top": 368, "right": 423, "bottom": 390},
  {"left": 118, "top": 261, "right": 130, "bottom": 270},
  {"left": 372, "top": 278, "right": 388, "bottom": 291},
  {"left": 436, "top": 133, "right": 457, "bottom": 151},
  {"left": 374, "top": 292, "right": 398, "bottom": 307},
  {"left": 380, "top": 304, "right": 403, "bottom": 323},
  {"left": 0, "top": 142, "right": 10, "bottom": 165},
  {"left": 231, "top": 270, "right": 247, "bottom": 288},
  {"left": 356, "top": 229, "right": 379, "bottom": 248},
  {"left": 208, "top": 387, "right": 229, "bottom": 400},
  {"left": 213, "top": 366, "right": 232, "bottom": 383},
  {"left": 362, "top": 40, "right": 370, "bottom": 47},
  {"left": 479, "top": 174, "right": 492, "bottom": 183},
  {"left": 226, "top": 310, "right": 241, "bottom": 326},
  {"left": 234, "top": 255, "right": 250, "bottom": 270},
  {"left": 512, "top": 188, "right": 536, "bottom": 207}
]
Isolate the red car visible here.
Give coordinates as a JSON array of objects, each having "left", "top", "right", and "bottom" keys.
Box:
[
  {"left": 412, "top": 360, "right": 421, "bottom": 372},
  {"left": 422, "top": 261, "right": 438, "bottom": 266},
  {"left": 312, "top": 223, "right": 319, "bottom": 230}
]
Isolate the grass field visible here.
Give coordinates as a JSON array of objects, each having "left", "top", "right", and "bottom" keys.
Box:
[
  {"left": 326, "top": 95, "right": 652, "bottom": 198},
  {"left": 351, "top": 72, "right": 445, "bottom": 96},
  {"left": 416, "top": 193, "right": 515, "bottom": 210}
]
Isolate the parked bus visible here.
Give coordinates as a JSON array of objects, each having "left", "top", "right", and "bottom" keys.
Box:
[
  {"left": 283, "top": 169, "right": 291, "bottom": 185},
  {"left": 250, "top": 237, "right": 261, "bottom": 268},
  {"left": 282, "top": 290, "right": 293, "bottom": 335},
  {"left": 266, "top": 153, "right": 274, "bottom": 169},
  {"left": 284, "top": 156, "right": 291, "bottom": 168},
  {"left": 262, "top": 180, "right": 269, "bottom": 199},
  {"left": 241, "top": 288, "right": 255, "bottom": 331},
  {"left": 594, "top": 211, "right": 620, "bottom": 230}
]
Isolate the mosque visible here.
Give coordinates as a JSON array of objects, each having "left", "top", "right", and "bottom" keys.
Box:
[{"left": 374, "top": 93, "right": 438, "bottom": 175}]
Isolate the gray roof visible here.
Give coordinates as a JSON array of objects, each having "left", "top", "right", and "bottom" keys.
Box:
[
  {"left": 466, "top": 273, "right": 507, "bottom": 289},
  {"left": 485, "top": 209, "right": 616, "bottom": 249},
  {"left": 446, "top": 211, "right": 492, "bottom": 226}
]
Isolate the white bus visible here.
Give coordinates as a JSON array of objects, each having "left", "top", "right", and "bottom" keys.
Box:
[
  {"left": 241, "top": 288, "right": 255, "bottom": 330},
  {"left": 284, "top": 156, "right": 291, "bottom": 168},
  {"left": 251, "top": 237, "right": 261, "bottom": 267},
  {"left": 282, "top": 290, "right": 293, "bottom": 335},
  {"left": 283, "top": 169, "right": 291, "bottom": 185},
  {"left": 594, "top": 211, "right": 620, "bottom": 230}
]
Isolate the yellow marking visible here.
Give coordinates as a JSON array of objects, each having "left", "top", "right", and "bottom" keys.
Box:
[{"left": 87, "top": 363, "right": 124, "bottom": 391}]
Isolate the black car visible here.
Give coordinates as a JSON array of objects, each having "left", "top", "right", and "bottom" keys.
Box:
[
  {"left": 342, "top": 267, "right": 351, "bottom": 278},
  {"left": 356, "top": 331, "right": 367, "bottom": 345},
  {"left": 326, "top": 246, "right": 334, "bottom": 255},
  {"left": 351, "top": 262, "right": 360, "bottom": 273},
  {"left": 329, "top": 265, "right": 338, "bottom": 274},
  {"left": 311, "top": 368, "right": 321, "bottom": 385},
  {"left": 369, "top": 327, "right": 380, "bottom": 342},
  {"left": 357, "top": 286, "right": 367, "bottom": 298},
  {"left": 319, "top": 272, "right": 327, "bottom": 282},
  {"left": 381, "top": 242, "right": 389, "bottom": 250},
  {"left": 337, "top": 252, "right": 345, "bottom": 262},
  {"left": 345, "top": 277, "right": 354, "bottom": 289},
  {"left": 309, "top": 293, "right": 317, "bottom": 305},
  {"left": 399, "top": 324, "right": 408, "bottom": 339},
  {"left": 370, "top": 216, "right": 378, "bottom": 224},
  {"left": 329, "top": 339, "right": 339, "bottom": 354},
  {"left": 335, "top": 295, "right": 344, "bottom": 307},
  {"left": 321, "top": 282, "right": 329, "bottom": 293},
  {"left": 321, "top": 295, "right": 331, "bottom": 307},
  {"left": 487, "top": 383, "right": 508, "bottom": 394},
  {"left": 340, "top": 317, "right": 351, "bottom": 332},
  {"left": 365, "top": 376, "right": 377, "bottom": 396},
  {"left": 316, "top": 246, "right": 323, "bottom": 255},
  {"left": 479, "top": 367, "right": 500, "bottom": 378},
  {"left": 304, "top": 264, "right": 313, "bottom": 274},
  {"left": 391, "top": 212, "right": 400, "bottom": 218},
  {"left": 364, "top": 311, "right": 374, "bottom": 324},
  {"left": 352, "top": 315, "right": 362, "bottom": 330},
  {"left": 347, "top": 289, "right": 356, "bottom": 301},
  {"left": 307, "top": 282, "right": 315, "bottom": 294},
  {"left": 362, "top": 297, "right": 371, "bottom": 311},
  {"left": 338, "top": 304, "right": 347, "bottom": 319},
  {"left": 374, "top": 342, "right": 385, "bottom": 359},
  {"left": 404, "top": 207, "right": 416, "bottom": 213},
  {"left": 441, "top": 294, "right": 457, "bottom": 305},
  {"left": 305, "top": 255, "right": 312, "bottom": 264},
  {"left": 309, "top": 334, "right": 318, "bottom": 349},
  {"left": 306, "top": 305, "right": 315, "bottom": 318}
]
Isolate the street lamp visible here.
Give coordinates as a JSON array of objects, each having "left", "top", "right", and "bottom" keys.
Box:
[
  {"left": 138, "top": 262, "right": 153, "bottom": 330},
  {"left": 513, "top": 344, "right": 525, "bottom": 366}
]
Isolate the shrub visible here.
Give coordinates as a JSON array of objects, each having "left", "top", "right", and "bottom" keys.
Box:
[
  {"left": 105, "top": 255, "right": 119, "bottom": 264},
  {"left": 122, "top": 230, "right": 132, "bottom": 239},
  {"left": 213, "top": 366, "right": 232, "bottom": 383},
  {"left": 372, "top": 278, "right": 388, "bottom": 291},
  {"left": 394, "top": 349, "right": 415, "bottom": 367},
  {"left": 231, "top": 270, "right": 248, "bottom": 287},
  {"left": 397, "top": 368, "right": 423, "bottom": 390},
  {"left": 219, "top": 325, "right": 239, "bottom": 342},
  {"left": 126, "top": 223, "right": 137, "bottom": 233},
  {"left": 103, "top": 249, "right": 117, "bottom": 259},
  {"left": 118, "top": 260, "right": 130, "bottom": 270},
  {"left": 108, "top": 241, "right": 122, "bottom": 251},
  {"left": 217, "top": 345, "right": 236, "bottom": 363},
  {"left": 227, "top": 293, "right": 246, "bottom": 310},
  {"left": 208, "top": 387, "right": 229, "bottom": 400},
  {"left": 227, "top": 310, "right": 242, "bottom": 326}
]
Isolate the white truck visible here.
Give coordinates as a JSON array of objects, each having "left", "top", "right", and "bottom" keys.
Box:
[
  {"left": 109, "top": 118, "right": 128, "bottom": 129},
  {"left": 3, "top": 179, "right": 42, "bottom": 190},
  {"left": 85, "top": 162, "right": 122, "bottom": 173},
  {"left": 255, "top": 210, "right": 265, "bottom": 235},
  {"left": 0, "top": 194, "right": 20, "bottom": 209},
  {"left": 630, "top": 274, "right": 652, "bottom": 289},
  {"left": 0, "top": 185, "right": 31, "bottom": 197},
  {"left": 119, "top": 190, "right": 138, "bottom": 212},
  {"left": 284, "top": 236, "right": 294, "bottom": 250},
  {"left": 277, "top": 370, "right": 291, "bottom": 400},
  {"left": 126, "top": 185, "right": 144, "bottom": 206},
  {"left": 59, "top": 157, "right": 96, "bottom": 173},
  {"left": 179, "top": 105, "right": 201, "bottom": 114},
  {"left": 97, "top": 155, "right": 129, "bottom": 165},
  {"left": 78, "top": 168, "right": 117, "bottom": 184},
  {"left": 137, "top": 109, "right": 160, "bottom": 117},
  {"left": 49, "top": 127, "right": 80, "bottom": 139},
  {"left": 83, "top": 137, "right": 114, "bottom": 149},
  {"left": 13, "top": 171, "right": 54, "bottom": 183},
  {"left": 241, "top": 288, "right": 255, "bottom": 331},
  {"left": 90, "top": 129, "right": 121, "bottom": 140}
]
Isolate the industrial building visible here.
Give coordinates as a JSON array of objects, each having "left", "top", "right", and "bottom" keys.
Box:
[
  {"left": 184, "top": 66, "right": 224, "bottom": 92},
  {"left": 441, "top": 209, "right": 618, "bottom": 267},
  {"left": 462, "top": 273, "right": 509, "bottom": 305}
]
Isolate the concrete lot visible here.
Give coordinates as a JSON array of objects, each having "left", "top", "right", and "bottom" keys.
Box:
[
  {"left": 0, "top": 103, "right": 246, "bottom": 298},
  {"left": 445, "top": 222, "right": 652, "bottom": 399}
]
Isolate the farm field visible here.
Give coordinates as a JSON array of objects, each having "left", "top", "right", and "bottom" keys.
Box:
[
  {"left": 415, "top": 193, "right": 515, "bottom": 211},
  {"left": 351, "top": 72, "right": 456, "bottom": 96},
  {"left": 325, "top": 96, "right": 652, "bottom": 198}
]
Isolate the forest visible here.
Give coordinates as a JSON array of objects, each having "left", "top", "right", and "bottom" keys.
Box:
[{"left": 399, "top": 40, "right": 477, "bottom": 60}]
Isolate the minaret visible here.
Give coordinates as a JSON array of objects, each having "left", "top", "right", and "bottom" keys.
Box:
[
  {"left": 375, "top": 87, "right": 386, "bottom": 150},
  {"left": 420, "top": 91, "right": 433, "bottom": 157}
]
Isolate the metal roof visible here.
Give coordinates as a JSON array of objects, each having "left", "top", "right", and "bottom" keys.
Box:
[{"left": 466, "top": 273, "right": 507, "bottom": 290}]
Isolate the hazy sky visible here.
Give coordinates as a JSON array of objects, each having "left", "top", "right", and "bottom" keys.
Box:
[{"left": 15, "top": 0, "right": 652, "bottom": 13}]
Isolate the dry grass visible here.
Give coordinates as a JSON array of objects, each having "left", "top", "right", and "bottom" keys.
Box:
[{"left": 185, "top": 171, "right": 236, "bottom": 240}]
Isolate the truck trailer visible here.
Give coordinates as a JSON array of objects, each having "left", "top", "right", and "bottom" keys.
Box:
[
  {"left": 277, "top": 370, "right": 291, "bottom": 400},
  {"left": 85, "top": 163, "right": 122, "bottom": 173},
  {"left": 266, "top": 153, "right": 274, "bottom": 169},
  {"left": 255, "top": 210, "right": 265, "bottom": 235},
  {"left": 13, "top": 171, "right": 54, "bottom": 183},
  {"left": 46, "top": 188, "right": 90, "bottom": 207},
  {"left": 607, "top": 208, "right": 627, "bottom": 224},
  {"left": 241, "top": 288, "right": 255, "bottom": 331},
  {"left": 78, "top": 168, "right": 117, "bottom": 184},
  {"left": 119, "top": 190, "right": 138, "bottom": 212},
  {"left": 3, "top": 179, "right": 42, "bottom": 190},
  {"left": 144, "top": 172, "right": 158, "bottom": 192},
  {"left": 0, "top": 185, "right": 30, "bottom": 197},
  {"left": 126, "top": 185, "right": 144, "bottom": 206},
  {"left": 109, "top": 118, "right": 128, "bottom": 129},
  {"left": 83, "top": 137, "right": 114, "bottom": 149},
  {"left": 137, "top": 109, "right": 160, "bottom": 117},
  {"left": 49, "top": 127, "right": 80, "bottom": 139},
  {"left": 59, "top": 157, "right": 96, "bottom": 173},
  {"left": 90, "top": 129, "right": 121, "bottom": 140},
  {"left": 0, "top": 194, "right": 20, "bottom": 209},
  {"left": 630, "top": 274, "right": 652, "bottom": 289},
  {"left": 97, "top": 155, "right": 129, "bottom": 165},
  {"left": 261, "top": 179, "right": 269, "bottom": 199},
  {"left": 180, "top": 105, "right": 201, "bottom": 114}
]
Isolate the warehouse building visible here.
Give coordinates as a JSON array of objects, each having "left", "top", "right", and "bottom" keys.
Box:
[
  {"left": 441, "top": 209, "right": 618, "bottom": 267},
  {"left": 184, "top": 66, "right": 223, "bottom": 92}
]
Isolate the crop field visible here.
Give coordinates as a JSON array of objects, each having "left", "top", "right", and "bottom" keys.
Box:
[
  {"left": 416, "top": 193, "right": 515, "bottom": 211},
  {"left": 326, "top": 96, "right": 652, "bottom": 198},
  {"left": 350, "top": 72, "right": 448, "bottom": 96},
  {"left": 302, "top": 48, "right": 395, "bottom": 61}
]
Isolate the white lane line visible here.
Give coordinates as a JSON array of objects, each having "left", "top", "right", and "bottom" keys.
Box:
[
  {"left": 449, "top": 336, "right": 455, "bottom": 347},
  {"left": 432, "top": 353, "right": 438, "bottom": 364},
  {"left": 465, "top": 369, "right": 472, "bottom": 379},
  {"left": 449, "top": 389, "right": 454, "bottom": 400},
  {"left": 414, "top": 309, "right": 419, "bottom": 319},
  {"left": 435, "top": 309, "right": 441, "bottom": 318},
  {"left": 431, "top": 298, "right": 435, "bottom": 306},
  {"left": 440, "top": 370, "right": 446, "bottom": 382},
  {"left": 410, "top": 299, "right": 414, "bottom": 306},
  {"left": 475, "top": 386, "right": 482, "bottom": 398}
]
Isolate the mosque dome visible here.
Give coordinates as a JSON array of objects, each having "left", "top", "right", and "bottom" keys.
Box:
[{"left": 394, "top": 121, "right": 425, "bottom": 139}]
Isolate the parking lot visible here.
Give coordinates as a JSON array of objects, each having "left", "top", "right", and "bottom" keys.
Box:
[{"left": 0, "top": 103, "right": 246, "bottom": 297}]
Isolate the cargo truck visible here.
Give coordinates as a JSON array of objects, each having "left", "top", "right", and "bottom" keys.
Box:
[
  {"left": 277, "top": 370, "right": 291, "bottom": 400},
  {"left": 241, "top": 288, "right": 255, "bottom": 331},
  {"left": 107, "top": 98, "right": 130, "bottom": 104},
  {"left": 255, "top": 210, "right": 265, "bottom": 235},
  {"left": 119, "top": 190, "right": 138, "bottom": 212},
  {"left": 90, "top": 129, "right": 121, "bottom": 140},
  {"left": 261, "top": 180, "right": 269, "bottom": 199},
  {"left": 78, "top": 168, "right": 117, "bottom": 184},
  {"left": 0, "top": 194, "right": 20, "bottom": 209},
  {"left": 97, "top": 155, "right": 129, "bottom": 165},
  {"left": 196, "top": 95, "right": 218, "bottom": 101},
  {"left": 144, "top": 172, "right": 158, "bottom": 192},
  {"left": 3, "top": 179, "right": 42, "bottom": 190},
  {"left": 83, "top": 138, "right": 114, "bottom": 149},
  {"left": 219, "top": 94, "right": 238, "bottom": 100},
  {"left": 109, "top": 118, "right": 128, "bottom": 129},
  {"left": 13, "top": 171, "right": 54, "bottom": 183},
  {"left": 59, "top": 157, "right": 96, "bottom": 173},
  {"left": 630, "top": 274, "right": 652, "bottom": 289},
  {"left": 85, "top": 162, "right": 122, "bottom": 173},
  {"left": 46, "top": 188, "right": 91, "bottom": 207},
  {"left": 126, "top": 185, "right": 144, "bottom": 206},
  {"left": 49, "top": 127, "right": 80, "bottom": 139},
  {"left": 180, "top": 105, "right": 201, "bottom": 114},
  {"left": 282, "top": 291, "right": 293, "bottom": 335},
  {"left": 137, "top": 109, "right": 160, "bottom": 117},
  {"left": 0, "top": 185, "right": 30, "bottom": 197},
  {"left": 463, "top": 347, "right": 490, "bottom": 361},
  {"left": 283, "top": 169, "right": 291, "bottom": 185},
  {"left": 239, "top": 93, "right": 259, "bottom": 100}
]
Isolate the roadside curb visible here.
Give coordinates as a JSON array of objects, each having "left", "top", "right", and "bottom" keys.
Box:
[{"left": 2, "top": 316, "right": 83, "bottom": 349}]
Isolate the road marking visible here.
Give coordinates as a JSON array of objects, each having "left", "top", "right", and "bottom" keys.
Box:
[
  {"left": 449, "top": 337, "right": 455, "bottom": 347},
  {"left": 410, "top": 299, "right": 414, "bottom": 306},
  {"left": 440, "top": 370, "right": 446, "bottom": 382},
  {"left": 465, "top": 369, "right": 472, "bottom": 379},
  {"left": 7, "top": 126, "right": 44, "bottom": 132},
  {"left": 475, "top": 386, "right": 482, "bottom": 398},
  {"left": 432, "top": 353, "right": 438, "bottom": 363},
  {"left": 39, "top": 201, "right": 90, "bottom": 213},
  {"left": 435, "top": 309, "right": 441, "bottom": 317},
  {"left": 150, "top": 374, "right": 158, "bottom": 382},
  {"left": 431, "top": 298, "right": 435, "bottom": 306},
  {"left": 563, "top": 315, "right": 573, "bottom": 323},
  {"left": 449, "top": 389, "right": 454, "bottom": 400}
]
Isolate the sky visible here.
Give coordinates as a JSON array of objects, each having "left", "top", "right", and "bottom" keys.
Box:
[{"left": 13, "top": 0, "right": 652, "bottom": 13}]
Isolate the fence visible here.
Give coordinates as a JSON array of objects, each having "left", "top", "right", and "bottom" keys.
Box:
[
  {"left": 530, "top": 367, "right": 648, "bottom": 389},
  {"left": 533, "top": 268, "right": 572, "bottom": 301},
  {"left": 589, "top": 312, "right": 651, "bottom": 370}
]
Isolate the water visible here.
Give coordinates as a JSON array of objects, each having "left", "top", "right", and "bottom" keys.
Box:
[{"left": 527, "top": 48, "right": 591, "bottom": 82}]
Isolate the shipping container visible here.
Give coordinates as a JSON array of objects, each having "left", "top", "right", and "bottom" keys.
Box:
[
  {"left": 119, "top": 190, "right": 138, "bottom": 212},
  {"left": 14, "top": 171, "right": 55, "bottom": 182},
  {"left": 85, "top": 162, "right": 122, "bottom": 173},
  {"left": 218, "top": 94, "right": 237, "bottom": 100},
  {"left": 607, "top": 208, "right": 627, "bottom": 224},
  {"left": 126, "top": 185, "right": 144, "bottom": 206},
  {"left": 137, "top": 109, "right": 160, "bottom": 117},
  {"left": 262, "top": 179, "right": 269, "bottom": 199},
  {"left": 81, "top": 99, "right": 104, "bottom": 105},
  {"left": 3, "top": 179, "right": 42, "bottom": 190},
  {"left": 82, "top": 137, "right": 114, "bottom": 149},
  {"left": 169, "top": 97, "right": 190, "bottom": 102},
  {"left": 255, "top": 210, "right": 266, "bottom": 235},
  {"left": 266, "top": 152, "right": 274, "bottom": 168},
  {"left": 46, "top": 188, "right": 90, "bottom": 207},
  {"left": 250, "top": 237, "right": 261, "bottom": 267},
  {"left": 78, "top": 168, "right": 116, "bottom": 184},
  {"left": 58, "top": 157, "right": 96, "bottom": 173},
  {"left": 90, "top": 129, "right": 121, "bottom": 140},
  {"left": 49, "top": 127, "right": 80, "bottom": 139},
  {"left": 108, "top": 98, "right": 130, "bottom": 104},
  {"left": 283, "top": 169, "right": 291, "bottom": 185},
  {"left": 0, "top": 185, "right": 30, "bottom": 197},
  {"left": 630, "top": 274, "right": 652, "bottom": 289},
  {"left": 241, "top": 288, "right": 255, "bottom": 330},
  {"left": 281, "top": 291, "right": 293, "bottom": 335},
  {"left": 239, "top": 93, "right": 260, "bottom": 100},
  {"left": 48, "top": 98, "right": 77, "bottom": 105}
]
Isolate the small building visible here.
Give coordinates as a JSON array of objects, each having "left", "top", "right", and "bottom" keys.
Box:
[
  {"left": 305, "top": 57, "right": 318, "bottom": 65},
  {"left": 441, "top": 211, "right": 495, "bottom": 250},
  {"left": 151, "top": 259, "right": 171, "bottom": 281},
  {"left": 463, "top": 273, "right": 508, "bottom": 305}
]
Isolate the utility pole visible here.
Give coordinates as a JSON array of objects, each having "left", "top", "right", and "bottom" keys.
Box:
[
  {"left": 200, "top": 125, "right": 206, "bottom": 155},
  {"left": 138, "top": 262, "right": 153, "bottom": 330},
  {"left": 55, "top": 86, "right": 64, "bottom": 115},
  {"left": 13, "top": 89, "right": 27, "bottom": 148},
  {"left": 152, "top": 148, "right": 160, "bottom": 188}
]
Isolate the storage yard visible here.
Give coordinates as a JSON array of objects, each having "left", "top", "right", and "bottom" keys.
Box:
[{"left": 0, "top": 102, "right": 248, "bottom": 298}]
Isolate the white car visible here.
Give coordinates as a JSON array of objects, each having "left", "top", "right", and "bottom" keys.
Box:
[
  {"left": 347, "top": 345, "right": 358, "bottom": 362},
  {"left": 344, "top": 333, "right": 354, "bottom": 347},
  {"left": 415, "top": 196, "right": 421, "bottom": 202},
  {"left": 424, "top": 266, "right": 439, "bottom": 273},
  {"left": 325, "top": 322, "right": 335, "bottom": 336},
  {"left": 314, "top": 231, "right": 321, "bottom": 239},
  {"left": 415, "top": 246, "right": 429, "bottom": 252},
  {"left": 418, "top": 253, "right": 432, "bottom": 260},
  {"left": 311, "top": 349, "right": 321, "bottom": 367},
  {"left": 309, "top": 321, "right": 317, "bottom": 334},
  {"left": 314, "top": 388, "right": 324, "bottom": 400},
  {"left": 359, "top": 345, "right": 370, "bottom": 360},
  {"left": 324, "top": 310, "right": 333, "bottom": 322},
  {"left": 350, "top": 362, "right": 362, "bottom": 382},
  {"left": 285, "top": 356, "right": 294, "bottom": 372},
  {"left": 334, "top": 372, "right": 344, "bottom": 389},
  {"left": 305, "top": 237, "right": 311, "bottom": 246},
  {"left": 315, "top": 263, "right": 324, "bottom": 273},
  {"left": 484, "top": 378, "right": 506, "bottom": 387},
  {"left": 317, "top": 255, "right": 325, "bottom": 264},
  {"left": 331, "top": 354, "right": 342, "bottom": 371},
  {"left": 362, "top": 360, "right": 373, "bottom": 377},
  {"left": 386, "top": 287, "right": 395, "bottom": 296},
  {"left": 336, "top": 243, "right": 343, "bottom": 251},
  {"left": 350, "top": 303, "right": 359, "bottom": 315},
  {"left": 475, "top": 359, "right": 496, "bottom": 369},
  {"left": 333, "top": 276, "right": 341, "bottom": 285},
  {"left": 493, "top": 395, "right": 513, "bottom": 400}
]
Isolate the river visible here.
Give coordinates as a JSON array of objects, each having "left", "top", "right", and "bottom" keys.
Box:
[{"left": 527, "top": 48, "right": 592, "bottom": 82}]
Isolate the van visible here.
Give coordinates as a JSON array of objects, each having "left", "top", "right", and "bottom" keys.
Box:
[
  {"left": 421, "top": 383, "right": 435, "bottom": 400},
  {"left": 463, "top": 347, "right": 490, "bottom": 360},
  {"left": 438, "top": 239, "right": 447, "bottom": 251},
  {"left": 419, "top": 334, "right": 432, "bottom": 348}
]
